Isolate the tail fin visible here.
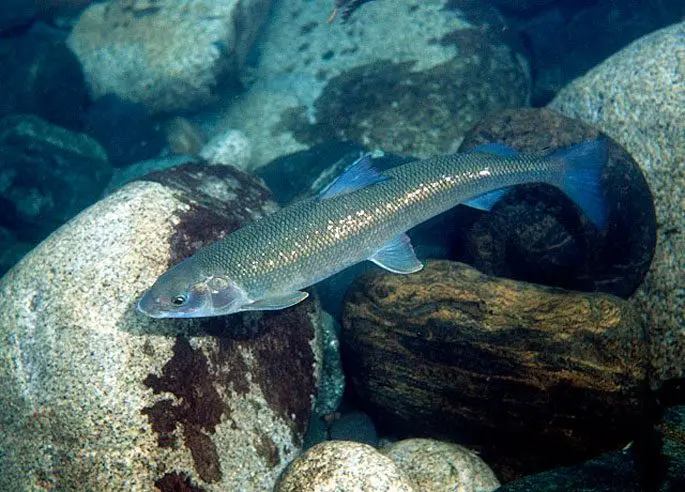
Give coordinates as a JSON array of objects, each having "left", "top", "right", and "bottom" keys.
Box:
[{"left": 551, "top": 140, "right": 608, "bottom": 229}]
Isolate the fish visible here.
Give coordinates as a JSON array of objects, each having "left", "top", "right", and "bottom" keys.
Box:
[{"left": 137, "top": 140, "right": 607, "bottom": 319}]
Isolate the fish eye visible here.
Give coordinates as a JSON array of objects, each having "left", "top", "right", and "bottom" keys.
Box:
[{"left": 170, "top": 295, "right": 187, "bottom": 307}]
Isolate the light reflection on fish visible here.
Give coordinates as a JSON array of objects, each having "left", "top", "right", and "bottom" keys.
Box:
[{"left": 138, "top": 141, "right": 607, "bottom": 318}]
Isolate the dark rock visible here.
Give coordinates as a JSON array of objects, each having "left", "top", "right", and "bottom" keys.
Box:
[
  {"left": 496, "top": 449, "right": 643, "bottom": 492},
  {"left": 458, "top": 108, "right": 656, "bottom": 299},
  {"left": 486, "top": 0, "right": 559, "bottom": 13},
  {"left": 0, "top": 25, "right": 89, "bottom": 129},
  {"left": 503, "top": 0, "right": 685, "bottom": 105},
  {"left": 342, "top": 260, "right": 650, "bottom": 480},
  {"left": 0, "top": 226, "right": 32, "bottom": 277},
  {"left": 256, "top": 141, "right": 366, "bottom": 205},
  {"left": 0, "top": 0, "right": 38, "bottom": 34},
  {"left": 0, "top": 114, "right": 111, "bottom": 245},
  {"left": 499, "top": 402, "right": 685, "bottom": 491},
  {"left": 83, "top": 94, "right": 165, "bottom": 167},
  {"left": 658, "top": 405, "right": 685, "bottom": 491}
]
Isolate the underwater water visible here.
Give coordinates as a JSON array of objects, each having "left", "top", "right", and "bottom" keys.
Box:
[{"left": 0, "top": 0, "right": 683, "bottom": 490}]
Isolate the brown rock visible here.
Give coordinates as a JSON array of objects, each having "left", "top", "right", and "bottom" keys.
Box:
[{"left": 342, "top": 261, "right": 649, "bottom": 479}]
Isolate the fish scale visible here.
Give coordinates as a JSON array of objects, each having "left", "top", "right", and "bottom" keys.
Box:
[
  {"left": 138, "top": 140, "right": 606, "bottom": 318},
  {"left": 193, "top": 152, "right": 560, "bottom": 299}
]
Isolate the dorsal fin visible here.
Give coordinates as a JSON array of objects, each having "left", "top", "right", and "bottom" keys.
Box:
[{"left": 318, "top": 154, "right": 389, "bottom": 201}]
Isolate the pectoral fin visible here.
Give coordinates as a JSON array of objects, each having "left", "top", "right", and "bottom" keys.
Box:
[
  {"left": 244, "top": 291, "right": 309, "bottom": 311},
  {"left": 369, "top": 233, "right": 423, "bottom": 274}
]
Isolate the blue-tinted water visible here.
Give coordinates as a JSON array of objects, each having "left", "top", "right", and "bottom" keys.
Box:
[{"left": 0, "top": 1, "right": 682, "bottom": 490}]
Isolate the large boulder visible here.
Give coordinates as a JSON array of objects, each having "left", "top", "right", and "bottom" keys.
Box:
[
  {"left": 342, "top": 261, "right": 649, "bottom": 479},
  {"left": 548, "top": 22, "right": 685, "bottom": 387},
  {"left": 0, "top": 164, "right": 324, "bottom": 491},
  {"left": 218, "top": 0, "right": 530, "bottom": 168},
  {"left": 67, "top": 0, "right": 272, "bottom": 113},
  {"left": 458, "top": 108, "right": 656, "bottom": 299}
]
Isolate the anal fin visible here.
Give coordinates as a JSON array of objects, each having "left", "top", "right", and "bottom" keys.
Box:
[
  {"left": 462, "top": 187, "right": 511, "bottom": 211},
  {"left": 369, "top": 233, "right": 423, "bottom": 274}
]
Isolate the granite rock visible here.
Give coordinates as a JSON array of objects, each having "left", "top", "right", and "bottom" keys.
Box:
[
  {"left": 67, "top": 0, "right": 272, "bottom": 113},
  {"left": 382, "top": 438, "right": 500, "bottom": 492},
  {"left": 199, "top": 128, "right": 252, "bottom": 170},
  {"left": 0, "top": 163, "right": 324, "bottom": 491},
  {"left": 276, "top": 441, "right": 415, "bottom": 492},
  {"left": 342, "top": 261, "right": 649, "bottom": 479},
  {"left": 218, "top": 0, "right": 530, "bottom": 169},
  {"left": 548, "top": 22, "right": 685, "bottom": 387}
]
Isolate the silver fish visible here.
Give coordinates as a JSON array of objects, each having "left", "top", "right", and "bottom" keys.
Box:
[{"left": 138, "top": 140, "right": 607, "bottom": 318}]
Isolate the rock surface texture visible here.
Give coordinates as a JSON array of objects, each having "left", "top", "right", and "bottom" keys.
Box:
[
  {"left": 0, "top": 164, "right": 323, "bottom": 491},
  {"left": 548, "top": 22, "right": 685, "bottom": 387},
  {"left": 342, "top": 261, "right": 649, "bottom": 478},
  {"left": 68, "top": 0, "right": 272, "bottom": 113},
  {"left": 382, "top": 438, "right": 500, "bottom": 492},
  {"left": 458, "top": 108, "right": 656, "bottom": 298},
  {"left": 220, "top": 0, "right": 530, "bottom": 168},
  {"left": 0, "top": 114, "right": 112, "bottom": 256},
  {"left": 276, "top": 440, "right": 415, "bottom": 492}
]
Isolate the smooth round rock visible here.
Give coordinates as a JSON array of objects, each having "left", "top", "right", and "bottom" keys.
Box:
[
  {"left": 458, "top": 107, "right": 656, "bottom": 299},
  {"left": 0, "top": 164, "right": 323, "bottom": 491},
  {"left": 548, "top": 21, "right": 685, "bottom": 387},
  {"left": 219, "top": 0, "right": 529, "bottom": 168},
  {"left": 342, "top": 261, "right": 649, "bottom": 479},
  {"left": 67, "top": 0, "right": 272, "bottom": 113},
  {"left": 276, "top": 441, "right": 415, "bottom": 492},
  {"left": 382, "top": 439, "right": 500, "bottom": 492}
]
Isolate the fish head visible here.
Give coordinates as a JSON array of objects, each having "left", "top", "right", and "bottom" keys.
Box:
[{"left": 137, "top": 259, "right": 249, "bottom": 318}]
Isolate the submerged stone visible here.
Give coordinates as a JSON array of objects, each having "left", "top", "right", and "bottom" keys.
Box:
[
  {"left": 0, "top": 163, "right": 323, "bottom": 490},
  {"left": 218, "top": 0, "right": 530, "bottom": 169},
  {"left": 276, "top": 441, "right": 415, "bottom": 492},
  {"left": 548, "top": 22, "right": 685, "bottom": 387},
  {"left": 342, "top": 261, "right": 649, "bottom": 480},
  {"left": 458, "top": 108, "right": 656, "bottom": 299},
  {"left": 382, "top": 438, "right": 500, "bottom": 492},
  {"left": 0, "top": 114, "right": 111, "bottom": 257}
]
